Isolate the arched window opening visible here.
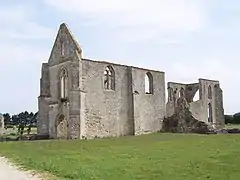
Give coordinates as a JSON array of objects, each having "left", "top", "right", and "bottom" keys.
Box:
[
  {"left": 104, "top": 65, "right": 115, "bottom": 90},
  {"left": 177, "top": 91, "right": 180, "bottom": 98},
  {"left": 60, "top": 68, "right": 68, "bottom": 99},
  {"left": 145, "top": 72, "right": 153, "bottom": 94},
  {"left": 193, "top": 89, "right": 200, "bottom": 102},
  {"left": 208, "top": 103, "right": 213, "bottom": 123},
  {"left": 168, "top": 87, "right": 173, "bottom": 101},
  {"left": 180, "top": 88, "right": 185, "bottom": 98},
  {"left": 208, "top": 85, "right": 212, "bottom": 99}
]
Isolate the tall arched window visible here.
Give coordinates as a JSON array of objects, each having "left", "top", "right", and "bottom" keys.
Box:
[
  {"left": 145, "top": 72, "right": 153, "bottom": 94},
  {"left": 208, "top": 103, "right": 213, "bottom": 123},
  {"left": 104, "top": 65, "right": 115, "bottom": 90},
  {"left": 60, "top": 68, "right": 68, "bottom": 99},
  {"left": 180, "top": 87, "right": 185, "bottom": 98},
  {"left": 168, "top": 87, "right": 174, "bottom": 101},
  {"left": 208, "top": 85, "right": 212, "bottom": 99}
]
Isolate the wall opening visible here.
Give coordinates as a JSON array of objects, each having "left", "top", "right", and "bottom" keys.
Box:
[
  {"left": 208, "top": 103, "right": 213, "bottom": 123},
  {"left": 55, "top": 114, "right": 68, "bottom": 139},
  {"left": 208, "top": 85, "right": 212, "bottom": 99},
  {"left": 168, "top": 87, "right": 173, "bottom": 101},
  {"left": 180, "top": 87, "right": 185, "bottom": 98},
  {"left": 60, "top": 68, "right": 68, "bottom": 99},
  {"left": 145, "top": 72, "right": 153, "bottom": 94},
  {"left": 193, "top": 89, "right": 200, "bottom": 101},
  {"left": 104, "top": 65, "right": 115, "bottom": 90}
]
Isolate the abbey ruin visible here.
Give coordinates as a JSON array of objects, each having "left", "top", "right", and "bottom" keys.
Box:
[{"left": 37, "top": 23, "right": 225, "bottom": 139}]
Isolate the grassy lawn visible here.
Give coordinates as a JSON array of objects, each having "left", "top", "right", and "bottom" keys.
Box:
[
  {"left": 0, "top": 133, "right": 240, "bottom": 180},
  {"left": 0, "top": 127, "right": 38, "bottom": 140},
  {"left": 23, "top": 127, "right": 37, "bottom": 134}
]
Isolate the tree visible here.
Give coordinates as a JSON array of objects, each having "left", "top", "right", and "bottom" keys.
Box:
[
  {"left": 225, "top": 115, "right": 234, "bottom": 124},
  {"left": 18, "top": 122, "right": 25, "bottom": 136},
  {"left": 12, "top": 114, "right": 20, "bottom": 126},
  {"left": 233, "top": 113, "right": 240, "bottom": 124},
  {"left": 3, "top": 113, "right": 11, "bottom": 126}
]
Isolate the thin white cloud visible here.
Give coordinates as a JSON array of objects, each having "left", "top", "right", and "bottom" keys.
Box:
[
  {"left": 169, "top": 58, "right": 235, "bottom": 83},
  {"left": 0, "top": 42, "right": 49, "bottom": 65},
  {"left": 0, "top": 22, "right": 55, "bottom": 40},
  {"left": 0, "top": 4, "right": 55, "bottom": 40},
  {"left": 44, "top": 0, "right": 207, "bottom": 31},
  {"left": 0, "top": 3, "right": 54, "bottom": 66}
]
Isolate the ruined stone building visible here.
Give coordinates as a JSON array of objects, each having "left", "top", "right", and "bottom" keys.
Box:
[
  {"left": 37, "top": 23, "right": 225, "bottom": 139},
  {"left": 166, "top": 79, "right": 225, "bottom": 128},
  {"left": 37, "top": 23, "right": 166, "bottom": 139}
]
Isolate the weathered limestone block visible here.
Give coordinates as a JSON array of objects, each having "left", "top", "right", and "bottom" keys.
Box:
[
  {"left": 161, "top": 97, "right": 210, "bottom": 134},
  {"left": 0, "top": 113, "right": 4, "bottom": 135}
]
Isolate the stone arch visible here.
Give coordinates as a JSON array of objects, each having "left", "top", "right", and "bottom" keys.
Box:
[
  {"left": 208, "top": 103, "right": 213, "bottom": 123},
  {"left": 180, "top": 87, "right": 185, "bottom": 98},
  {"left": 168, "top": 87, "right": 174, "bottom": 101},
  {"left": 208, "top": 85, "right": 212, "bottom": 99},
  {"left": 59, "top": 67, "right": 68, "bottom": 99},
  {"left": 55, "top": 114, "right": 68, "bottom": 139},
  {"left": 104, "top": 65, "right": 115, "bottom": 90},
  {"left": 145, "top": 72, "right": 153, "bottom": 94}
]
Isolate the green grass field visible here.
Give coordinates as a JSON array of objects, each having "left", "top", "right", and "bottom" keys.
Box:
[
  {"left": 0, "top": 127, "right": 38, "bottom": 140},
  {"left": 0, "top": 133, "right": 240, "bottom": 180}
]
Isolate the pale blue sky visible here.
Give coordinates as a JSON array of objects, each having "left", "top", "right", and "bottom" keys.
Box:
[{"left": 0, "top": 0, "right": 240, "bottom": 115}]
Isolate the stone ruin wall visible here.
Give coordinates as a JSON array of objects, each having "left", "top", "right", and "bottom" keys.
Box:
[
  {"left": 166, "top": 78, "right": 225, "bottom": 128},
  {"left": 37, "top": 23, "right": 166, "bottom": 139},
  {"left": 0, "top": 114, "right": 4, "bottom": 135},
  {"left": 37, "top": 23, "right": 226, "bottom": 140}
]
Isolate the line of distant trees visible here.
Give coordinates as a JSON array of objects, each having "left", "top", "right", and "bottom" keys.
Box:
[
  {"left": 225, "top": 113, "right": 240, "bottom": 124},
  {"left": 2, "top": 111, "right": 38, "bottom": 128},
  {"left": 1, "top": 111, "right": 240, "bottom": 128}
]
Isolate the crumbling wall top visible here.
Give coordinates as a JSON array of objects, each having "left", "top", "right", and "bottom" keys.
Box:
[{"left": 82, "top": 58, "right": 165, "bottom": 74}]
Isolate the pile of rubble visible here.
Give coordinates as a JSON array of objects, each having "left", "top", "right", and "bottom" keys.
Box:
[
  {"left": 161, "top": 97, "right": 210, "bottom": 134},
  {"left": 161, "top": 97, "right": 240, "bottom": 134}
]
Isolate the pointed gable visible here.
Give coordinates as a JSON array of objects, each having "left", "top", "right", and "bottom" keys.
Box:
[{"left": 48, "top": 23, "right": 82, "bottom": 66}]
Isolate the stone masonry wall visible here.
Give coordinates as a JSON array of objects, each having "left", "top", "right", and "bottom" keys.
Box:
[
  {"left": 38, "top": 23, "right": 224, "bottom": 140},
  {"left": 214, "top": 84, "right": 225, "bottom": 127},
  {"left": 82, "top": 59, "right": 132, "bottom": 139},
  {"left": 37, "top": 63, "right": 50, "bottom": 135},
  {"left": 166, "top": 79, "right": 225, "bottom": 126},
  {"left": 0, "top": 114, "right": 4, "bottom": 135},
  {"left": 38, "top": 23, "right": 83, "bottom": 139},
  {"left": 132, "top": 67, "right": 165, "bottom": 135},
  {"left": 81, "top": 59, "right": 166, "bottom": 138}
]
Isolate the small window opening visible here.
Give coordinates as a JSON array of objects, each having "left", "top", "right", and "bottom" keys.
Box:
[
  {"left": 208, "top": 85, "right": 212, "bottom": 99},
  {"left": 168, "top": 87, "right": 173, "bottom": 101},
  {"left": 60, "top": 68, "right": 68, "bottom": 99},
  {"left": 193, "top": 89, "right": 200, "bottom": 101},
  {"left": 208, "top": 103, "right": 213, "bottom": 123},
  {"left": 104, "top": 65, "right": 115, "bottom": 90},
  {"left": 145, "top": 72, "right": 153, "bottom": 94},
  {"left": 180, "top": 88, "right": 184, "bottom": 98}
]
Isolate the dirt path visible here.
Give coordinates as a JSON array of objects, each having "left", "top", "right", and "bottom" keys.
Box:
[{"left": 0, "top": 156, "right": 44, "bottom": 180}]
